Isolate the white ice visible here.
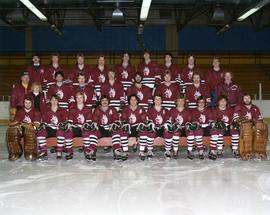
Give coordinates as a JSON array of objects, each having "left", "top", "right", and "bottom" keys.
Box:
[{"left": 0, "top": 125, "right": 270, "bottom": 215}]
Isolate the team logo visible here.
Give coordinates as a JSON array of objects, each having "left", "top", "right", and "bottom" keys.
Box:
[
  {"left": 188, "top": 70, "right": 193, "bottom": 80},
  {"left": 143, "top": 67, "right": 150, "bottom": 76},
  {"left": 245, "top": 112, "right": 252, "bottom": 120},
  {"left": 165, "top": 88, "right": 172, "bottom": 98},
  {"left": 137, "top": 91, "right": 144, "bottom": 101},
  {"left": 109, "top": 109, "right": 113, "bottom": 115},
  {"left": 23, "top": 115, "right": 32, "bottom": 123},
  {"left": 176, "top": 114, "right": 183, "bottom": 125},
  {"left": 194, "top": 90, "right": 201, "bottom": 99},
  {"left": 121, "top": 70, "right": 128, "bottom": 79},
  {"left": 51, "top": 115, "right": 58, "bottom": 125},
  {"left": 56, "top": 89, "right": 64, "bottom": 99},
  {"left": 98, "top": 74, "right": 106, "bottom": 83},
  {"left": 155, "top": 114, "right": 163, "bottom": 125},
  {"left": 40, "top": 69, "right": 44, "bottom": 74},
  {"left": 109, "top": 88, "right": 116, "bottom": 98},
  {"left": 101, "top": 114, "right": 108, "bottom": 125},
  {"left": 222, "top": 115, "right": 229, "bottom": 123},
  {"left": 199, "top": 114, "right": 206, "bottom": 123},
  {"left": 129, "top": 113, "right": 137, "bottom": 124},
  {"left": 77, "top": 114, "right": 85, "bottom": 124}
]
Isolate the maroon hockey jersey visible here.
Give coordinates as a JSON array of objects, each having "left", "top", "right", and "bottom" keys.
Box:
[
  {"left": 93, "top": 106, "right": 119, "bottom": 127},
  {"left": 41, "top": 107, "right": 68, "bottom": 129},
  {"left": 121, "top": 106, "right": 146, "bottom": 125},
  {"left": 205, "top": 68, "right": 225, "bottom": 91},
  {"left": 10, "top": 82, "right": 31, "bottom": 109},
  {"left": 137, "top": 61, "right": 159, "bottom": 88},
  {"left": 68, "top": 64, "right": 92, "bottom": 83},
  {"left": 44, "top": 64, "right": 67, "bottom": 87},
  {"left": 14, "top": 108, "right": 40, "bottom": 123},
  {"left": 212, "top": 107, "right": 234, "bottom": 125},
  {"left": 216, "top": 82, "right": 242, "bottom": 107},
  {"left": 147, "top": 107, "right": 169, "bottom": 127},
  {"left": 234, "top": 104, "right": 262, "bottom": 121},
  {"left": 26, "top": 64, "right": 46, "bottom": 85},
  {"left": 191, "top": 108, "right": 213, "bottom": 127},
  {"left": 185, "top": 84, "right": 210, "bottom": 109},
  {"left": 71, "top": 84, "right": 96, "bottom": 108},
  {"left": 115, "top": 63, "right": 136, "bottom": 90},
  {"left": 169, "top": 108, "right": 192, "bottom": 126},
  {"left": 68, "top": 106, "right": 93, "bottom": 126},
  {"left": 158, "top": 63, "right": 180, "bottom": 81}
]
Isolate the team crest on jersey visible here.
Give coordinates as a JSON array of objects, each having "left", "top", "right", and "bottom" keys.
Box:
[
  {"left": 194, "top": 90, "right": 201, "bottom": 99},
  {"left": 199, "top": 114, "right": 206, "bottom": 123},
  {"left": 188, "top": 70, "right": 193, "bottom": 80},
  {"left": 98, "top": 74, "right": 105, "bottom": 83},
  {"left": 137, "top": 91, "right": 144, "bottom": 101},
  {"left": 222, "top": 115, "right": 229, "bottom": 123},
  {"left": 23, "top": 115, "right": 31, "bottom": 123},
  {"left": 101, "top": 114, "right": 108, "bottom": 125},
  {"left": 165, "top": 88, "right": 172, "bottom": 98},
  {"left": 121, "top": 70, "right": 128, "bottom": 79},
  {"left": 143, "top": 67, "right": 150, "bottom": 76},
  {"left": 56, "top": 89, "right": 64, "bottom": 99},
  {"left": 109, "top": 88, "right": 116, "bottom": 98},
  {"left": 40, "top": 69, "right": 44, "bottom": 74},
  {"left": 51, "top": 115, "right": 58, "bottom": 125},
  {"left": 129, "top": 113, "right": 137, "bottom": 124},
  {"left": 77, "top": 114, "right": 85, "bottom": 124},
  {"left": 109, "top": 109, "right": 113, "bottom": 115},
  {"left": 245, "top": 112, "right": 252, "bottom": 120},
  {"left": 176, "top": 114, "right": 183, "bottom": 125},
  {"left": 155, "top": 114, "right": 163, "bottom": 125}
]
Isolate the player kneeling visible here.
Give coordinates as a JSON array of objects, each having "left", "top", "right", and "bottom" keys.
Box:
[
  {"left": 120, "top": 94, "right": 147, "bottom": 160},
  {"left": 7, "top": 97, "right": 41, "bottom": 161},
  {"left": 88, "top": 96, "right": 122, "bottom": 161},
  {"left": 36, "top": 95, "right": 68, "bottom": 160}
]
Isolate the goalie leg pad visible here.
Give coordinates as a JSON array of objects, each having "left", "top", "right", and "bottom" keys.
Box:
[
  {"left": 253, "top": 121, "right": 268, "bottom": 160},
  {"left": 23, "top": 125, "right": 38, "bottom": 161},
  {"left": 239, "top": 122, "right": 254, "bottom": 160},
  {"left": 6, "top": 125, "right": 22, "bottom": 161}
]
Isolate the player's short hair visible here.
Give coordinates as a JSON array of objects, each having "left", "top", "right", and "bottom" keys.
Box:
[
  {"left": 77, "top": 73, "right": 85, "bottom": 78},
  {"left": 51, "top": 52, "right": 60, "bottom": 57},
  {"left": 243, "top": 92, "right": 251, "bottom": 98},
  {"left": 154, "top": 94, "right": 162, "bottom": 100},
  {"left": 196, "top": 96, "right": 206, "bottom": 104},
  {"left": 76, "top": 52, "right": 84, "bottom": 58},
  {"left": 217, "top": 95, "right": 228, "bottom": 102},
  {"left": 128, "top": 94, "right": 140, "bottom": 104},
  {"left": 54, "top": 71, "right": 64, "bottom": 79},
  {"left": 50, "top": 95, "right": 59, "bottom": 101},
  {"left": 164, "top": 52, "right": 173, "bottom": 58},
  {"left": 143, "top": 49, "right": 150, "bottom": 55},
  {"left": 224, "top": 70, "right": 234, "bottom": 78},
  {"left": 100, "top": 95, "right": 109, "bottom": 101},
  {"left": 32, "top": 53, "right": 40, "bottom": 58},
  {"left": 31, "top": 82, "right": 42, "bottom": 92},
  {"left": 213, "top": 56, "right": 220, "bottom": 61},
  {"left": 24, "top": 96, "right": 32, "bottom": 102}
]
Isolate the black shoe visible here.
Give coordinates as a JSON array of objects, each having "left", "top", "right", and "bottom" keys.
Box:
[
  {"left": 65, "top": 154, "right": 73, "bottom": 160},
  {"left": 85, "top": 150, "right": 96, "bottom": 161},
  {"left": 122, "top": 152, "right": 129, "bottom": 161},
  {"left": 217, "top": 149, "right": 223, "bottom": 158},
  {"left": 139, "top": 152, "right": 145, "bottom": 161},
  {"left": 232, "top": 149, "right": 239, "bottom": 159},
  {"left": 187, "top": 150, "right": 194, "bottom": 160},
  {"left": 164, "top": 151, "right": 171, "bottom": 159},
  {"left": 113, "top": 149, "right": 122, "bottom": 160},
  {"left": 104, "top": 146, "right": 112, "bottom": 153},
  {"left": 50, "top": 147, "right": 56, "bottom": 153},
  {"left": 208, "top": 150, "right": 217, "bottom": 160}
]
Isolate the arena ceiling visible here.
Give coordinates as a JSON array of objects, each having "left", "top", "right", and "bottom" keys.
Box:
[{"left": 0, "top": 0, "right": 269, "bottom": 33}]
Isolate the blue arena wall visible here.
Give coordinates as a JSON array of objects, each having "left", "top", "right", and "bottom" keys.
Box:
[{"left": 0, "top": 25, "right": 270, "bottom": 52}]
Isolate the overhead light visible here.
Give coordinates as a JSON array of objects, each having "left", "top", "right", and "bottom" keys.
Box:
[
  {"left": 237, "top": 0, "right": 270, "bottom": 21},
  {"left": 212, "top": 6, "right": 225, "bottom": 23},
  {"left": 19, "top": 0, "right": 48, "bottom": 21},
  {"left": 111, "top": 8, "right": 126, "bottom": 26},
  {"left": 140, "top": 0, "right": 152, "bottom": 21}
]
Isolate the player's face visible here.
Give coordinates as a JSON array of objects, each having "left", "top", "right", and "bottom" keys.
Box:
[
  {"left": 55, "top": 74, "right": 63, "bottom": 82},
  {"left": 135, "top": 74, "right": 142, "bottom": 83},
  {"left": 243, "top": 95, "right": 251, "bottom": 105},
  {"left": 212, "top": 59, "right": 220, "bottom": 67},
  {"left": 77, "top": 56, "right": 84, "bottom": 65},
  {"left": 193, "top": 74, "right": 200, "bottom": 84},
  {"left": 52, "top": 55, "right": 59, "bottom": 64},
  {"left": 76, "top": 94, "right": 84, "bottom": 105},
  {"left": 218, "top": 98, "right": 227, "bottom": 109},
  {"left": 108, "top": 71, "right": 115, "bottom": 80},
  {"left": 144, "top": 52, "right": 150, "bottom": 61},
  {"left": 24, "top": 100, "right": 32, "bottom": 109},
  {"left": 188, "top": 56, "right": 195, "bottom": 65},
  {"left": 165, "top": 55, "right": 172, "bottom": 63},
  {"left": 50, "top": 97, "right": 58, "bottom": 106},
  {"left": 224, "top": 72, "right": 232, "bottom": 83},
  {"left": 164, "top": 73, "right": 171, "bottom": 82},
  {"left": 176, "top": 98, "right": 185, "bottom": 108},
  {"left": 98, "top": 57, "right": 105, "bottom": 66},
  {"left": 122, "top": 53, "right": 130, "bottom": 62},
  {"left": 101, "top": 98, "right": 109, "bottom": 107},
  {"left": 21, "top": 75, "right": 30, "bottom": 84},
  {"left": 32, "top": 56, "right": 40, "bottom": 64},
  {"left": 130, "top": 96, "right": 138, "bottom": 107},
  {"left": 154, "top": 96, "right": 162, "bottom": 106},
  {"left": 78, "top": 75, "right": 86, "bottom": 84},
  {"left": 197, "top": 100, "right": 205, "bottom": 109}
]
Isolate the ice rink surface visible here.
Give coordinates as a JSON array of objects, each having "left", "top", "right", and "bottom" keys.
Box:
[{"left": 0, "top": 125, "right": 270, "bottom": 215}]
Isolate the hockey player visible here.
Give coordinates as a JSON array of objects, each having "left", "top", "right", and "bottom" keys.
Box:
[
  {"left": 141, "top": 94, "right": 171, "bottom": 160},
  {"left": 115, "top": 52, "right": 136, "bottom": 91},
  {"left": 137, "top": 50, "right": 159, "bottom": 89},
  {"left": 69, "top": 53, "right": 92, "bottom": 83},
  {"left": 87, "top": 96, "right": 122, "bottom": 161},
  {"left": 211, "top": 95, "right": 239, "bottom": 158},
  {"left": 36, "top": 95, "right": 68, "bottom": 160},
  {"left": 100, "top": 70, "right": 125, "bottom": 112},
  {"left": 120, "top": 94, "right": 147, "bottom": 160},
  {"left": 47, "top": 71, "right": 73, "bottom": 109},
  {"left": 185, "top": 73, "right": 210, "bottom": 109},
  {"left": 126, "top": 72, "right": 153, "bottom": 110},
  {"left": 155, "top": 71, "right": 181, "bottom": 110},
  {"left": 158, "top": 53, "right": 180, "bottom": 82},
  {"left": 71, "top": 73, "right": 97, "bottom": 108},
  {"left": 26, "top": 53, "right": 46, "bottom": 85},
  {"left": 216, "top": 71, "right": 242, "bottom": 108}
]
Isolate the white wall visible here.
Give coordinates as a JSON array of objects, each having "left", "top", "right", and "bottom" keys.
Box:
[{"left": 0, "top": 100, "right": 269, "bottom": 120}]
